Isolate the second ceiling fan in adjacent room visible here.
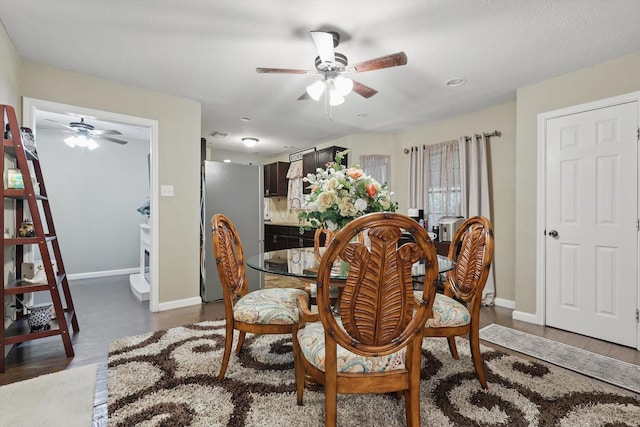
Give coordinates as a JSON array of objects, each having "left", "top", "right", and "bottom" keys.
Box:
[{"left": 46, "top": 117, "right": 128, "bottom": 149}]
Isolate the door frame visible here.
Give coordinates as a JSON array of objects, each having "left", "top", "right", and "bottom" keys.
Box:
[
  {"left": 536, "top": 90, "right": 640, "bottom": 350},
  {"left": 22, "top": 97, "right": 161, "bottom": 312}
]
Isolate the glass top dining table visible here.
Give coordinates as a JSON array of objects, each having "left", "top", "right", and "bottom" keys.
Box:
[{"left": 246, "top": 246, "right": 453, "bottom": 280}]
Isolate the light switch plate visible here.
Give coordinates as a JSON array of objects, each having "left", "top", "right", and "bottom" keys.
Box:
[{"left": 161, "top": 185, "right": 174, "bottom": 196}]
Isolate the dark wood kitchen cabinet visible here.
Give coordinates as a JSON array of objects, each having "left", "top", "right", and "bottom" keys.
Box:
[
  {"left": 302, "top": 146, "right": 348, "bottom": 193},
  {"left": 263, "top": 161, "right": 289, "bottom": 197},
  {"left": 264, "top": 225, "right": 314, "bottom": 251}
]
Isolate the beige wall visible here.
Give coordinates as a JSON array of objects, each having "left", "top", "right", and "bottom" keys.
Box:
[
  {"left": 0, "top": 25, "right": 20, "bottom": 109},
  {"left": 19, "top": 61, "right": 202, "bottom": 308},
  {"left": 515, "top": 52, "right": 640, "bottom": 314}
]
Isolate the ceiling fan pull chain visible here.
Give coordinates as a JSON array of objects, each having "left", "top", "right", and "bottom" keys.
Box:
[{"left": 324, "top": 84, "right": 333, "bottom": 121}]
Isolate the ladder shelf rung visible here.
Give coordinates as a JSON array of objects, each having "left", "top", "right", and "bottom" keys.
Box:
[
  {"left": 4, "top": 274, "right": 66, "bottom": 294},
  {"left": 3, "top": 309, "right": 76, "bottom": 345},
  {"left": 3, "top": 235, "right": 58, "bottom": 245},
  {"left": 2, "top": 189, "right": 48, "bottom": 200}
]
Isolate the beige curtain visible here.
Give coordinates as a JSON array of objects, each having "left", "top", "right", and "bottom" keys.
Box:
[
  {"left": 286, "top": 160, "right": 304, "bottom": 211},
  {"left": 408, "top": 145, "right": 425, "bottom": 213},
  {"left": 459, "top": 134, "right": 495, "bottom": 305}
]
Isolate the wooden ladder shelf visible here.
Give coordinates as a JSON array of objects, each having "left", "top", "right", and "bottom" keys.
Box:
[{"left": 0, "top": 104, "right": 79, "bottom": 372}]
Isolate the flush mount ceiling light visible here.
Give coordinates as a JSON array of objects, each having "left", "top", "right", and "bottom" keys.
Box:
[
  {"left": 64, "top": 134, "right": 99, "bottom": 150},
  {"left": 242, "top": 137, "right": 258, "bottom": 148}
]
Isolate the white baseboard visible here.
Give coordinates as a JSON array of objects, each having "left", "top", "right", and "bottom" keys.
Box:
[
  {"left": 493, "top": 297, "right": 515, "bottom": 309},
  {"left": 157, "top": 296, "right": 202, "bottom": 312},
  {"left": 68, "top": 268, "right": 138, "bottom": 281},
  {"left": 512, "top": 310, "right": 542, "bottom": 325}
]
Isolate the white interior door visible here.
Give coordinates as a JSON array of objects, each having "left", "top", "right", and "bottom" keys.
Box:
[{"left": 544, "top": 100, "right": 638, "bottom": 347}]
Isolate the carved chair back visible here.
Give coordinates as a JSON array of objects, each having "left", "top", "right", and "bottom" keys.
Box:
[{"left": 317, "top": 213, "right": 438, "bottom": 356}]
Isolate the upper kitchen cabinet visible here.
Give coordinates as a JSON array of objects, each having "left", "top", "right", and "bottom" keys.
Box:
[
  {"left": 263, "top": 161, "right": 289, "bottom": 197},
  {"left": 302, "top": 146, "right": 348, "bottom": 193}
]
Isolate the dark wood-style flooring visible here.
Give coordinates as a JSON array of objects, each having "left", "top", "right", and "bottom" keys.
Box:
[{"left": 1, "top": 274, "right": 638, "bottom": 426}]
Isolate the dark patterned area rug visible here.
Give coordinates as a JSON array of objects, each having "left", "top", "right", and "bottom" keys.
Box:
[{"left": 108, "top": 320, "right": 640, "bottom": 426}]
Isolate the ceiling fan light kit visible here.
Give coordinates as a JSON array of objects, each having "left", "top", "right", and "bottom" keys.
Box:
[
  {"left": 306, "top": 80, "right": 325, "bottom": 101},
  {"left": 257, "top": 30, "right": 407, "bottom": 114},
  {"left": 64, "top": 134, "right": 99, "bottom": 150}
]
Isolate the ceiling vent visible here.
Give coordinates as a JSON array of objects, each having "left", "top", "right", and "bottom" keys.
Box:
[{"left": 209, "top": 131, "right": 228, "bottom": 138}]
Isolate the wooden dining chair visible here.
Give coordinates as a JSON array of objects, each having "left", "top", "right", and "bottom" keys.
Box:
[
  {"left": 305, "top": 227, "right": 340, "bottom": 305},
  {"left": 416, "top": 215, "right": 494, "bottom": 389},
  {"left": 293, "top": 213, "right": 439, "bottom": 427},
  {"left": 211, "top": 214, "right": 309, "bottom": 382}
]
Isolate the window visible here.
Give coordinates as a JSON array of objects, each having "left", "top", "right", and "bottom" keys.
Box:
[
  {"left": 425, "top": 142, "right": 461, "bottom": 228},
  {"left": 409, "top": 141, "right": 461, "bottom": 230},
  {"left": 360, "top": 154, "right": 391, "bottom": 187}
]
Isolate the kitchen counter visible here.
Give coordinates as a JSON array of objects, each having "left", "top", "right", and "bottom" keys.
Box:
[{"left": 264, "top": 220, "right": 305, "bottom": 227}]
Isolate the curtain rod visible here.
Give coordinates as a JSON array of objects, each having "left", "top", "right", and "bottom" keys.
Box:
[{"left": 403, "top": 130, "right": 501, "bottom": 154}]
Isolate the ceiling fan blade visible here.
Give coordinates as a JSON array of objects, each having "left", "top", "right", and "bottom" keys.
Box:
[
  {"left": 45, "top": 118, "right": 75, "bottom": 131},
  {"left": 297, "top": 91, "right": 312, "bottom": 101},
  {"left": 90, "top": 129, "right": 122, "bottom": 136},
  {"left": 350, "top": 52, "right": 408, "bottom": 73},
  {"left": 352, "top": 80, "right": 378, "bottom": 98},
  {"left": 310, "top": 31, "right": 335, "bottom": 64},
  {"left": 256, "top": 67, "right": 314, "bottom": 74},
  {"left": 98, "top": 136, "right": 128, "bottom": 145}
]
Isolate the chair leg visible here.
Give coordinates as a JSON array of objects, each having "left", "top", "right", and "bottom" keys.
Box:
[
  {"left": 406, "top": 340, "right": 422, "bottom": 427},
  {"left": 235, "top": 331, "right": 246, "bottom": 354},
  {"left": 292, "top": 331, "right": 305, "bottom": 406},
  {"left": 325, "top": 381, "right": 337, "bottom": 427},
  {"left": 218, "top": 322, "right": 234, "bottom": 382},
  {"left": 405, "top": 388, "right": 420, "bottom": 427},
  {"left": 446, "top": 336, "right": 460, "bottom": 359},
  {"left": 469, "top": 329, "right": 488, "bottom": 389}
]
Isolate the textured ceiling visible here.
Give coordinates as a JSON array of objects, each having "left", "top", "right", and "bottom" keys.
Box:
[{"left": 1, "top": 0, "right": 639, "bottom": 158}]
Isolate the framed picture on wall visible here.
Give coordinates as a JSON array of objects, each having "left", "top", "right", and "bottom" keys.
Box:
[{"left": 7, "top": 168, "right": 24, "bottom": 189}]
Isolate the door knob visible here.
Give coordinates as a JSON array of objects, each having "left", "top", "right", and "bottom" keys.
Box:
[{"left": 548, "top": 230, "right": 559, "bottom": 238}]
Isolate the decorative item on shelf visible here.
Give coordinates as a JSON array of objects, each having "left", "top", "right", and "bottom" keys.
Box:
[
  {"left": 18, "top": 218, "right": 35, "bottom": 237},
  {"left": 26, "top": 303, "right": 52, "bottom": 332},
  {"left": 20, "top": 127, "right": 37, "bottom": 155},
  {"left": 297, "top": 149, "right": 398, "bottom": 232},
  {"left": 3, "top": 123, "right": 11, "bottom": 139},
  {"left": 7, "top": 168, "right": 24, "bottom": 189}
]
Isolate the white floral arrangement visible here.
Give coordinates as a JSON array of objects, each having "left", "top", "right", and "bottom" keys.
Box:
[{"left": 298, "top": 150, "right": 397, "bottom": 232}]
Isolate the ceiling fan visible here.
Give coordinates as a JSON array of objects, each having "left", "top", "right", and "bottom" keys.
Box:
[
  {"left": 46, "top": 117, "right": 129, "bottom": 147},
  {"left": 256, "top": 31, "right": 407, "bottom": 107}
]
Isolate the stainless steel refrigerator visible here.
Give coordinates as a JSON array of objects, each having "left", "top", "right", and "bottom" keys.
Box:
[{"left": 200, "top": 161, "right": 264, "bottom": 301}]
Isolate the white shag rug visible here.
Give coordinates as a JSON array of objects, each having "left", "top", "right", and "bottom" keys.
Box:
[{"left": 0, "top": 363, "right": 97, "bottom": 427}]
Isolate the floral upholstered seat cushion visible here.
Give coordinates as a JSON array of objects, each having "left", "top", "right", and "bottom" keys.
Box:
[
  {"left": 234, "top": 288, "right": 308, "bottom": 325},
  {"left": 297, "top": 321, "right": 406, "bottom": 373},
  {"left": 414, "top": 291, "right": 470, "bottom": 328}
]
